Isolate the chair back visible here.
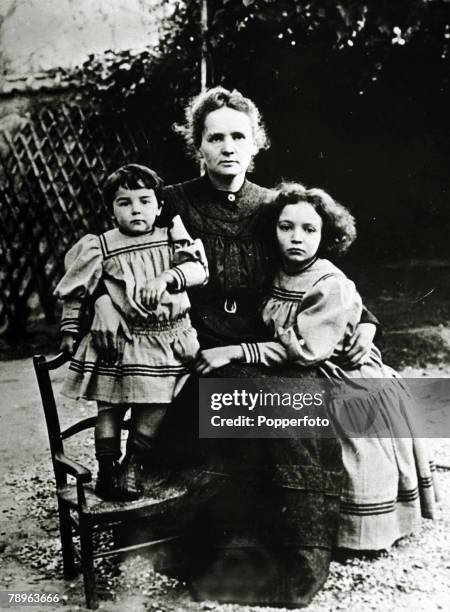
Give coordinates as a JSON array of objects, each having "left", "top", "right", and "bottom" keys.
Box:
[
  {"left": 33, "top": 353, "right": 71, "bottom": 487},
  {"left": 33, "top": 353, "right": 132, "bottom": 489}
]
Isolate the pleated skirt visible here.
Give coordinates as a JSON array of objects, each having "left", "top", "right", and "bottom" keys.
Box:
[
  {"left": 326, "top": 368, "right": 438, "bottom": 550},
  {"left": 61, "top": 315, "right": 200, "bottom": 404}
]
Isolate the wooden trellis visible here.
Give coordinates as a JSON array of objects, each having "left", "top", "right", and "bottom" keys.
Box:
[{"left": 0, "top": 104, "right": 152, "bottom": 333}]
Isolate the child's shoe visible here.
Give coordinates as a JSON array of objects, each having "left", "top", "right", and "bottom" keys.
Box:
[
  {"left": 117, "top": 453, "right": 143, "bottom": 500},
  {"left": 95, "top": 460, "right": 122, "bottom": 501}
]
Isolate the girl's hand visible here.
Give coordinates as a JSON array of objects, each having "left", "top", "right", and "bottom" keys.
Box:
[
  {"left": 194, "top": 346, "right": 244, "bottom": 374},
  {"left": 60, "top": 332, "right": 77, "bottom": 356},
  {"left": 91, "top": 295, "right": 132, "bottom": 363},
  {"left": 343, "top": 322, "right": 376, "bottom": 367},
  {"left": 140, "top": 276, "right": 169, "bottom": 310}
]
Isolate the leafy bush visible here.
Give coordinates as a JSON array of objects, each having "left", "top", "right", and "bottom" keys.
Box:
[{"left": 70, "top": 0, "right": 450, "bottom": 258}]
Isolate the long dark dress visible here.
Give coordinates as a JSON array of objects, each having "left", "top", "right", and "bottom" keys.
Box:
[{"left": 148, "top": 175, "right": 346, "bottom": 606}]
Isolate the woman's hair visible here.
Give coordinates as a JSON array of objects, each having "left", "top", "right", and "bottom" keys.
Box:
[
  {"left": 267, "top": 181, "right": 357, "bottom": 258},
  {"left": 103, "top": 164, "right": 164, "bottom": 208},
  {"left": 176, "top": 86, "right": 270, "bottom": 160}
]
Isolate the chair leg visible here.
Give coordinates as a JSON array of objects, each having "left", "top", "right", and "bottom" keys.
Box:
[
  {"left": 79, "top": 518, "right": 98, "bottom": 610},
  {"left": 57, "top": 500, "right": 77, "bottom": 578}
]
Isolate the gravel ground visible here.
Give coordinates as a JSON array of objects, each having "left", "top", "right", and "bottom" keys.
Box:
[
  {"left": 0, "top": 358, "right": 449, "bottom": 612},
  {"left": 1, "top": 462, "right": 449, "bottom": 612}
]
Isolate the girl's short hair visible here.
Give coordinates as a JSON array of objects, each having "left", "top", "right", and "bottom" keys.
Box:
[
  {"left": 268, "top": 182, "right": 357, "bottom": 258},
  {"left": 103, "top": 164, "right": 164, "bottom": 208},
  {"left": 177, "top": 86, "right": 270, "bottom": 160}
]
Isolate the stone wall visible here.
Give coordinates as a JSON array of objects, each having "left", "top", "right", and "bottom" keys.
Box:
[{"left": 0, "top": 0, "right": 174, "bottom": 75}]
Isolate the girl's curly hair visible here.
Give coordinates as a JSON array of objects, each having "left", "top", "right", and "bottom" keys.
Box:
[
  {"left": 175, "top": 86, "right": 270, "bottom": 162},
  {"left": 265, "top": 181, "right": 357, "bottom": 259}
]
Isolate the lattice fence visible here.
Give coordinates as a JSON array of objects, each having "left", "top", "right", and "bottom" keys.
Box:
[{"left": 0, "top": 104, "right": 152, "bottom": 333}]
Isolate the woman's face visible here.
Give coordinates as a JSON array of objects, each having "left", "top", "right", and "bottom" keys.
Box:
[
  {"left": 276, "top": 203, "right": 322, "bottom": 266},
  {"left": 198, "top": 107, "right": 257, "bottom": 182}
]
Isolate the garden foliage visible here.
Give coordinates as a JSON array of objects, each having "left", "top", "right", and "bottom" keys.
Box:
[{"left": 72, "top": 0, "right": 450, "bottom": 259}]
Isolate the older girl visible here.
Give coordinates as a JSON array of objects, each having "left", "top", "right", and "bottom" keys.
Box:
[{"left": 197, "top": 182, "right": 437, "bottom": 550}]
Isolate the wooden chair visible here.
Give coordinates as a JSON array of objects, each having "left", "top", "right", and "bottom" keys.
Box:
[{"left": 32, "top": 353, "right": 188, "bottom": 609}]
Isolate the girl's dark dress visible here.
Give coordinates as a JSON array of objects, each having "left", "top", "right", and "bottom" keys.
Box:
[{"left": 153, "top": 176, "right": 373, "bottom": 605}]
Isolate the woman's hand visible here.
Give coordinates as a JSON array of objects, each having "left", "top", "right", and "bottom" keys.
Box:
[
  {"left": 194, "top": 346, "right": 244, "bottom": 374},
  {"left": 343, "top": 322, "right": 376, "bottom": 367},
  {"left": 140, "top": 275, "right": 170, "bottom": 310},
  {"left": 91, "top": 295, "right": 132, "bottom": 363},
  {"left": 60, "top": 332, "right": 77, "bottom": 356}
]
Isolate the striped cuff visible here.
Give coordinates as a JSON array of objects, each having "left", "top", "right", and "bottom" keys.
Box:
[
  {"left": 60, "top": 300, "right": 82, "bottom": 334},
  {"left": 166, "top": 267, "right": 187, "bottom": 291},
  {"left": 240, "top": 342, "right": 261, "bottom": 364},
  {"left": 60, "top": 318, "right": 80, "bottom": 334}
]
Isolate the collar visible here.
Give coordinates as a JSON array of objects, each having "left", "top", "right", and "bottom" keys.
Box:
[
  {"left": 281, "top": 255, "right": 319, "bottom": 276},
  {"left": 202, "top": 174, "right": 250, "bottom": 207},
  {"left": 117, "top": 227, "right": 155, "bottom": 239}
]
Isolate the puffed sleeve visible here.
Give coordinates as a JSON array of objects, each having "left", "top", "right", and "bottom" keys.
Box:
[
  {"left": 54, "top": 234, "right": 103, "bottom": 335},
  {"left": 165, "top": 214, "right": 209, "bottom": 291},
  {"left": 240, "top": 275, "right": 360, "bottom": 367}
]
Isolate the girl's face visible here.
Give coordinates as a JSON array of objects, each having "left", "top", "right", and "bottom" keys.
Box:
[
  {"left": 112, "top": 186, "right": 161, "bottom": 235},
  {"left": 276, "top": 202, "right": 322, "bottom": 267},
  {"left": 198, "top": 107, "right": 257, "bottom": 182}
]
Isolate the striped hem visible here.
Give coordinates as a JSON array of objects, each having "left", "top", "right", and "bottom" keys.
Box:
[
  {"left": 419, "top": 476, "right": 433, "bottom": 488},
  {"left": 69, "top": 359, "right": 189, "bottom": 379},
  {"left": 341, "top": 486, "right": 425, "bottom": 516},
  {"left": 397, "top": 488, "right": 420, "bottom": 502}
]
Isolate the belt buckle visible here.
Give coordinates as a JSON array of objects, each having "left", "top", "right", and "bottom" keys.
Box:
[{"left": 224, "top": 298, "right": 237, "bottom": 314}]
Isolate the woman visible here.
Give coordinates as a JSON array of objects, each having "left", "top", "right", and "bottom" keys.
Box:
[{"left": 91, "top": 87, "right": 378, "bottom": 607}]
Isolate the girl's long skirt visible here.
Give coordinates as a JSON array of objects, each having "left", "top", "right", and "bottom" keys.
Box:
[{"left": 324, "top": 354, "right": 437, "bottom": 550}]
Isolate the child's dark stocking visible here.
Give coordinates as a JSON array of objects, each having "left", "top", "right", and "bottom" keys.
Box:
[
  {"left": 95, "top": 437, "right": 121, "bottom": 500},
  {"left": 120, "top": 404, "right": 168, "bottom": 496},
  {"left": 95, "top": 404, "right": 130, "bottom": 500}
]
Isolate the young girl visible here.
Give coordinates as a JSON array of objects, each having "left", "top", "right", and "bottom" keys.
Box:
[
  {"left": 195, "top": 181, "right": 436, "bottom": 550},
  {"left": 55, "top": 164, "right": 208, "bottom": 501}
]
